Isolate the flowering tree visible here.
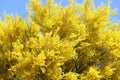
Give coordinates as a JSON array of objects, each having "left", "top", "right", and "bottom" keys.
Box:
[{"left": 0, "top": 0, "right": 120, "bottom": 80}]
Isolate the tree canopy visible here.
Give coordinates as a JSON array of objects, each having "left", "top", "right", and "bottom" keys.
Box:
[{"left": 0, "top": 0, "right": 120, "bottom": 80}]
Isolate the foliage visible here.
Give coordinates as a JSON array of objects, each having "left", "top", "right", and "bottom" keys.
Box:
[{"left": 0, "top": 0, "right": 120, "bottom": 80}]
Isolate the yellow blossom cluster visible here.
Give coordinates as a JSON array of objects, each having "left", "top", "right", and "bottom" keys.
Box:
[{"left": 0, "top": 0, "right": 120, "bottom": 80}]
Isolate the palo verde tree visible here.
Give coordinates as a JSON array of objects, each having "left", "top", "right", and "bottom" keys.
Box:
[{"left": 0, "top": 0, "right": 120, "bottom": 80}]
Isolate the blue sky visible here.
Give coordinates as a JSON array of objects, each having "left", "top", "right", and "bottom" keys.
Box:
[{"left": 0, "top": 0, "right": 120, "bottom": 20}]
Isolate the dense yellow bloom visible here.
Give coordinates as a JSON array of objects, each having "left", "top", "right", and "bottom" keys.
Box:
[
  {"left": 86, "top": 67, "right": 102, "bottom": 80},
  {"left": 0, "top": 0, "right": 120, "bottom": 80},
  {"left": 64, "top": 72, "right": 79, "bottom": 80},
  {"left": 102, "top": 66, "right": 115, "bottom": 79}
]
